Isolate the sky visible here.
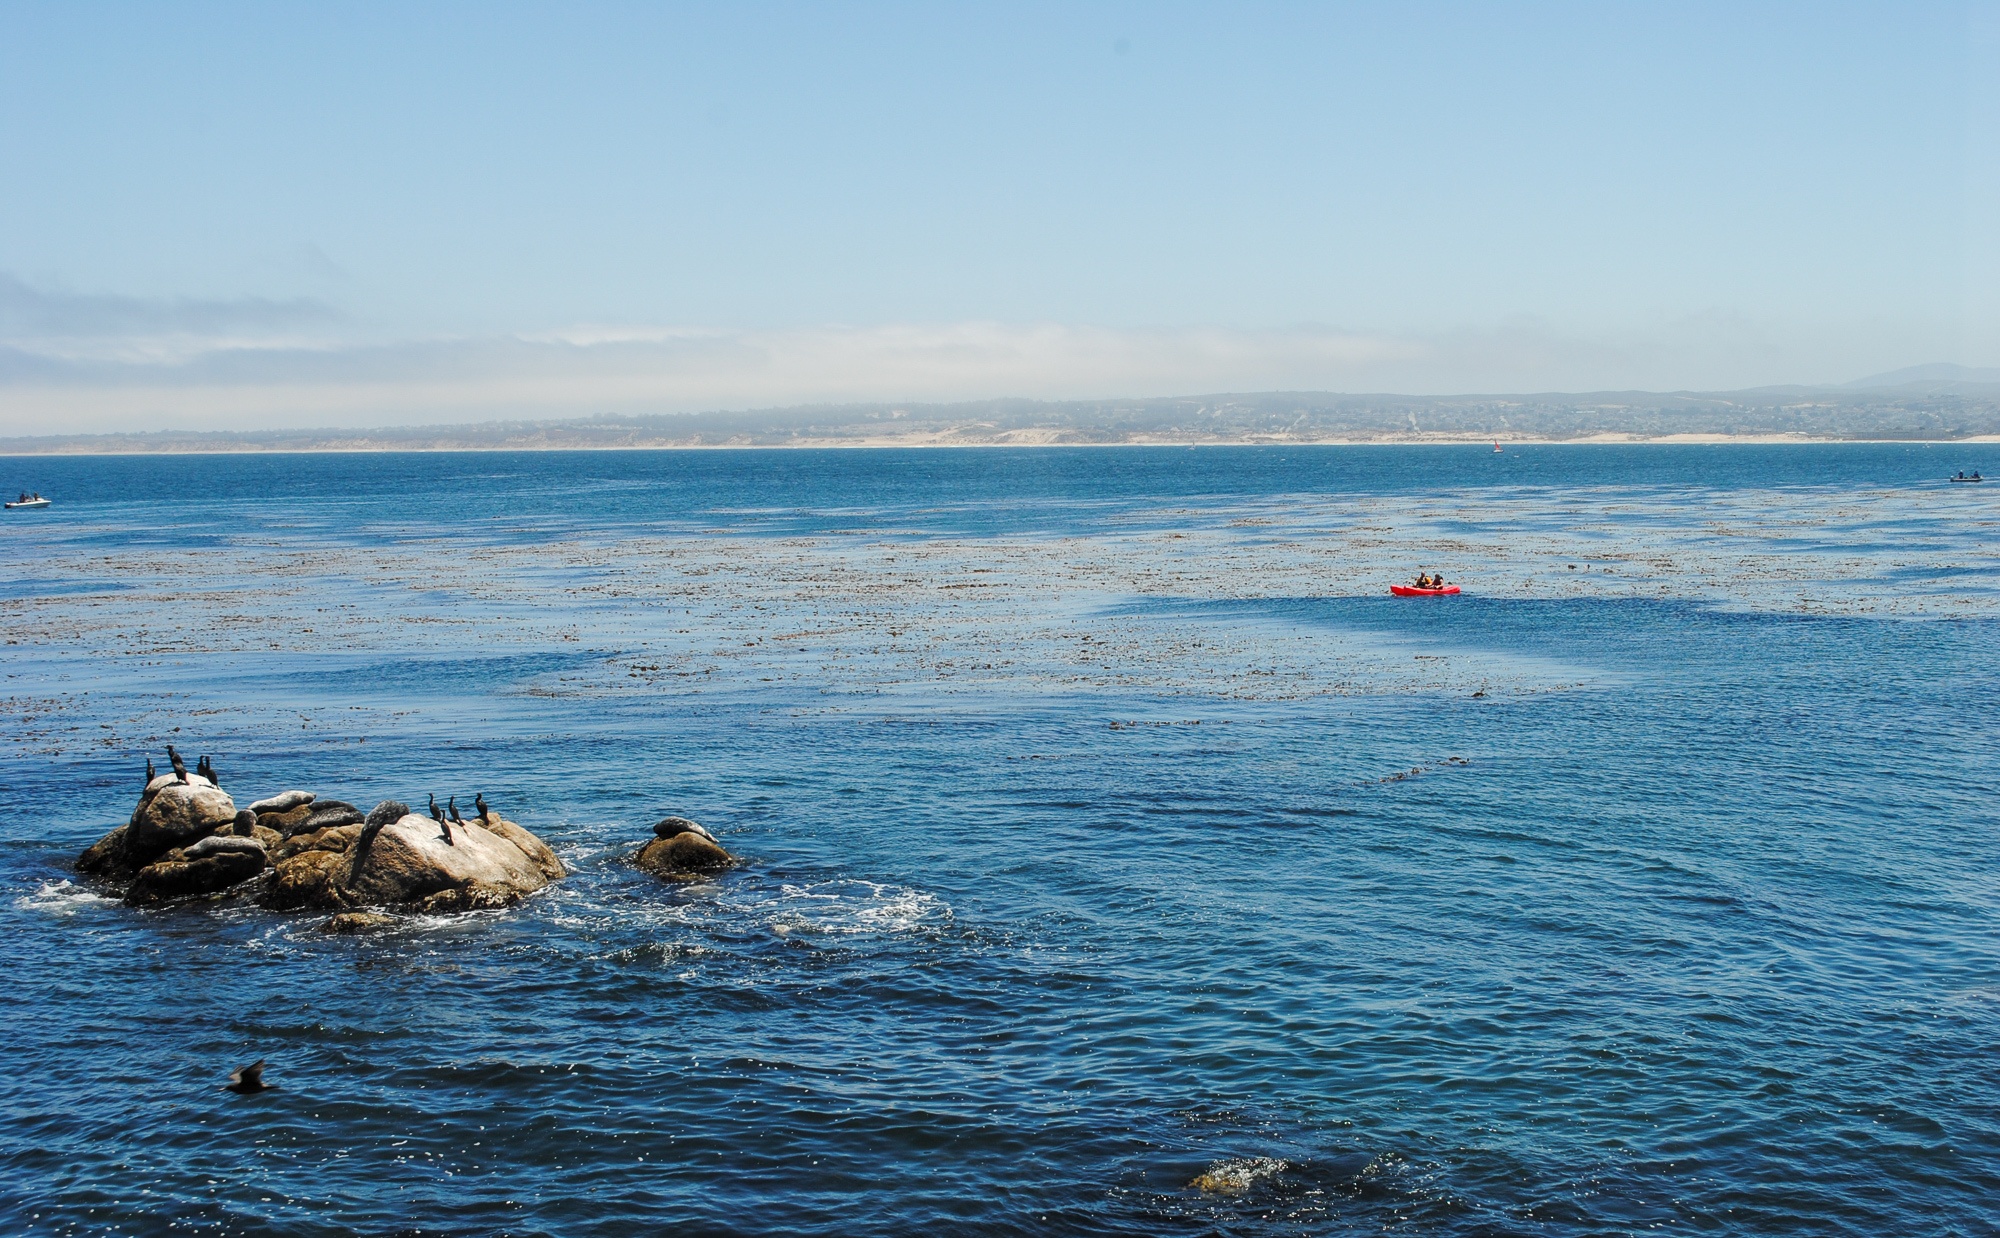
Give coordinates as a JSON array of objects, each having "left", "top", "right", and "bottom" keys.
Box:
[{"left": 1, "top": 1, "right": 1995, "bottom": 433}]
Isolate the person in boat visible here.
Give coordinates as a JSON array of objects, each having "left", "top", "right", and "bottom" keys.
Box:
[{"left": 1414, "top": 572, "right": 1434, "bottom": 588}]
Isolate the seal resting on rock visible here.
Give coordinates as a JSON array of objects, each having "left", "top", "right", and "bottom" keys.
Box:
[
  {"left": 651, "top": 816, "right": 719, "bottom": 843},
  {"left": 184, "top": 834, "right": 266, "bottom": 859},
  {"left": 634, "top": 818, "right": 736, "bottom": 882},
  {"left": 263, "top": 801, "right": 563, "bottom": 913},
  {"left": 82, "top": 775, "right": 565, "bottom": 917},
  {"left": 80, "top": 776, "right": 239, "bottom": 882},
  {"left": 298, "top": 803, "right": 364, "bottom": 834},
  {"left": 124, "top": 837, "right": 267, "bottom": 906},
  {"left": 247, "top": 790, "right": 314, "bottom": 816}
]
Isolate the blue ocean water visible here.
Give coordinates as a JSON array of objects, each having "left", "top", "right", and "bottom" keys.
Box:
[{"left": 1, "top": 445, "right": 1996, "bottom": 1236}]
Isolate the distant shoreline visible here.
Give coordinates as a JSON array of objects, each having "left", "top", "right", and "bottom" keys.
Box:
[{"left": 3, "top": 432, "right": 1998, "bottom": 456}]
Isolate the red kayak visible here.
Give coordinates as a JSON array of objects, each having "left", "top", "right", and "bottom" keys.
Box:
[{"left": 1390, "top": 584, "right": 1461, "bottom": 597}]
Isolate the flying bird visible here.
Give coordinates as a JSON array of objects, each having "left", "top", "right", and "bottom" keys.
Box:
[
  {"left": 225, "top": 1060, "right": 273, "bottom": 1095},
  {"left": 166, "top": 745, "right": 189, "bottom": 784}
]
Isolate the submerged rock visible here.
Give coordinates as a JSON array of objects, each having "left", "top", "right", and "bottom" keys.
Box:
[
  {"left": 634, "top": 820, "right": 737, "bottom": 881},
  {"left": 318, "top": 911, "right": 399, "bottom": 934}
]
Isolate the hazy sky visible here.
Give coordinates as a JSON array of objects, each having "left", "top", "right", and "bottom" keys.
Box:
[{"left": 2, "top": 1, "right": 1995, "bottom": 431}]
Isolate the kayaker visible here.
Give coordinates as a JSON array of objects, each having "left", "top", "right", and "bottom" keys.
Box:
[{"left": 1414, "top": 572, "right": 1432, "bottom": 588}]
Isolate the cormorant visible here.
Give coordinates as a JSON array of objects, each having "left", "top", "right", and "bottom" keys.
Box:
[
  {"left": 166, "top": 745, "right": 189, "bottom": 784},
  {"left": 197, "top": 755, "right": 217, "bottom": 786},
  {"left": 474, "top": 793, "right": 490, "bottom": 823},
  {"left": 145, "top": 757, "right": 155, "bottom": 784},
  {"left": 225, "top": 1060, "right": 273, "bottom": 1095},
  {"left": 448, "top": 797, "right": 465, "bottom": 825},
  {"left": 429, "top": 793, "right": 444, "bottom": 823}
]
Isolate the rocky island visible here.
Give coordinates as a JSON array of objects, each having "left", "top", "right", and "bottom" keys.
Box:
[
  {"left": 78, "top": 766, "right": 566, "bottom": 915},
  {"left": 76, "top": 757, "right": 744, "bottom": 922}
]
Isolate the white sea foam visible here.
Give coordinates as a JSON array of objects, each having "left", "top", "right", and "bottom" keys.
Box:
[
  {"left": 745, "top": 879, "right": 949, "bottom": 939},
  {"left": 18, "top": 879, "right": 119, "bottom": 915}
]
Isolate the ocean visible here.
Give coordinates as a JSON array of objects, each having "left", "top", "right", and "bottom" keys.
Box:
[{"left": 1, "top": 444, "right": 1996, "bottom": 1236}]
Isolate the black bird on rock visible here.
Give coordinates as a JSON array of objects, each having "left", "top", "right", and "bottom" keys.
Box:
[
  {"left": 448, "top": 797, "right": 465, "bottom": 825},
  {"left": 225, "top": 1060, "right": 273, "bottom": 1095},
  {"left": 145, "top": 757, "right": 155, "bottom": 784},
  {"left": 196, "top": 755, "right": 216, "bottom": 786},
  {"left": 474, "top": 793, "right": 490, "bottom": 824},
  {"left": 429, "top": 793, "right": 444, "bottom": 823},
  {"left": 166, "top": 745, "right": 189, "bottom": 784}
]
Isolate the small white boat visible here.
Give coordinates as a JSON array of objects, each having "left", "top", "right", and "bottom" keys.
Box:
[{"left": 4, "top": 496, "right": 50, "bottom": 510}]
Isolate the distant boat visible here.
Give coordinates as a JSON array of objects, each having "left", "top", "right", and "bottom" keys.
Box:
[
  {"left": 1391, "top": 584, "right": 1461, "bottom": 597},
  {"left": 1493, "top": 441, "right": 1502, "bottom": 453},
  {"left": 1948, "top": 472, "right": 1983, "bottom": 483},
  {"left": 4, "top": 495, "right": 50, "bottom": 510}
]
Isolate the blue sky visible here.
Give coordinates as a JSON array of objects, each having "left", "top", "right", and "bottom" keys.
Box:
[{"left": 0, "top": 1, "right": 1994, "bottom": 431}]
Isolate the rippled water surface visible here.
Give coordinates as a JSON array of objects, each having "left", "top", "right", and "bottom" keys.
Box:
[{"left": 2, "top": 446, "right": 1997, "bottom": 1236}]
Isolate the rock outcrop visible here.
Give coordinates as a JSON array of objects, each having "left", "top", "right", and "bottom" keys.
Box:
[
  {"left": 634, "top": 816, "right": 737, "bottom": 881},
  {"left": 261, "top": 804, "right": 564, "bottom": 913},
  {"left": 78, "top": 775, "right": 238, "bottom": 882},
  {"left": 79, "top": 771, "right": 565, "bottom": 914},
  {"left": 125, "top": 841, "right": 267, "bottom": 907}
]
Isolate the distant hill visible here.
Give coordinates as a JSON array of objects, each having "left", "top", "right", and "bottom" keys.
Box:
[
  {"left": 3, "top": 386, "right": 1998, "bottom": 453},
  {"left": 1842, "top": 363, "right": 2000, "bottom": 391}
]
